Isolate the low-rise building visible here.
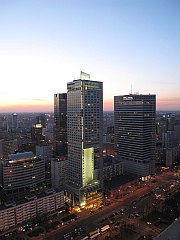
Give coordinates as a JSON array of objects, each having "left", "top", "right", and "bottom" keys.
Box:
[
  {"left": 0, "top": 152, "right": 45, "bottom": 196},
  {"left": 94, "top": 155, "right": 123, "bottom": 181},
  {"left": 0, "top": 189, "right": 64, "bottom": 232},
  {"left": 51, "top": 157, "right": 68, "bottom": 188}
]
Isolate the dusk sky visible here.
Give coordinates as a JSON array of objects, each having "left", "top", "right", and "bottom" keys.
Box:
[{"left": 0, "top": 0, "right": 180, "bottom": 112}]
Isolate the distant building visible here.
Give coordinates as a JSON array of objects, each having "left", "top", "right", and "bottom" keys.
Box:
[
  {"left": 0, "top": 139, "right": 18, "bottom": 159},
  {"left": 36, "top": 113, "right": 46, "bottom": 128},
  {"left": 114, "top": 94, "right": 156, "bottom": 178},
  {"left": 31, "top": 123, "right": 43, "bottom": 144},
  {"left": 161, "top": 113, "right": 176, "bottom": 148},
  {"left": 156, "top": 113, "right": 179, "bottom": 167},
  {"left": 36, "top": 144, "right": 53, "bottom": 162},
  {"left": 162, "top": 131, "right": 176, "bottom": 148},
  {"left": 12, "top": 113, "right": 18, "bottom": 133},
  {"left": 36, "top": 144, "right": 53, "bottom": 185},
  {"left": 0, "top": 140, "right": 3, "bottom": 159},
  {"left": 54, "top": 93, "right": 67, "bottom": 157},
  {"left": 43, "top": 121, "right": 54, "bottom": 142}
]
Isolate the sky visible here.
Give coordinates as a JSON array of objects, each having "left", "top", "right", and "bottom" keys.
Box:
[{"left": 0, "top": 0, "right": 180, "bottom": 112}]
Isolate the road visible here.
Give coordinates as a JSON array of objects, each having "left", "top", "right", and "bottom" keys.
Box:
[{"left": 31, "top": 169, "right": 180, "bottom": 240}]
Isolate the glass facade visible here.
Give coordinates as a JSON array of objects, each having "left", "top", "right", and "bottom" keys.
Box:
[
  {"left": 114, "top": 94, "right": 156, "bottom": 176},
  {"left": 67, "top": 79, "right": 103, "bottom": 188}
]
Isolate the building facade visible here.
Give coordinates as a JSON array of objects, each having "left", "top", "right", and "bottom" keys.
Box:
[
  {"left": 36, "top": 144, "right": 53, "bottom": 186},
  {"left": 54, "top": 93, "right": 67, "bottom": 157},
  {"left": 114, "top": 94, "right": 156, "bottom": 178},
  {"left": 0, "top": 139, "right": 18, "bottom": 159},
  {"left": 66, "top": 73, "right": 103, "bottom": 205},
  {"left": 12, "top": 113, "right": 18, "bottom": 133},
  {"left": 51, "top": 157, "right": 68, "bottom": 188},
  {"left": 31, "top": 123, "right": 43, "bottom": 144},
  {"left": 0, "top": 152, "right": 45, "bottom": 196},
  {"left": 0, "top": 190, "right": 64, "bottom": 232}
]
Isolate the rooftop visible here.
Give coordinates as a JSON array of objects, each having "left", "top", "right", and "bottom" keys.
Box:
[
  {"left": 154, "top": 217, "right": 180, "bottom": 240},
  {"left": 0, "top": 189, "right": 63, "bottom": 211}
]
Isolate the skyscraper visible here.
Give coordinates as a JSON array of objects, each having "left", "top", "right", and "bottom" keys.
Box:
[
  {"left": 65, "top": 72, "right": 103, "bottom": 205},
  {"left": 36, "top": 113, "right": 46, "bottom": 128},
  {"left": 161, "top": 113, "right": 176, "bottom": 148},
  {"left": 114, "top": 94, "right": 156, "bottom": 178},
  {"left": 12, "top": 113, "right": 18, "bottom": 133},
  {"left": 31, "top": 123, "right": 43, "bottom": 145},
  {"left": 54, "top": 93, "right": 67, "bottom": 157},
  {"left": 158, "top": 113, "right": 177, "bottom": 167}
]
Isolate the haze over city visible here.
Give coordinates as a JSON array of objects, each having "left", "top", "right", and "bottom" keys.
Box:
[{"left": 0, "top": 0, "right": 180, "bottom": 112}]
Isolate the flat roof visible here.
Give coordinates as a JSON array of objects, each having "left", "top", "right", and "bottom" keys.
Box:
[
  {"left": 0, "top": 189, "right": 63, "bottom": 211},
  {"left": 154, "top": 217, "right": 180, "bottom": 240}
]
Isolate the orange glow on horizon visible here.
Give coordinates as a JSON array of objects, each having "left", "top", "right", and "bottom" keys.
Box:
[
  {"left": 0, "top": 96, "right": 179, "bottom": 113},
  {"left": 0, "top": 102, "right": 53, "bottom": 113},
  {"left": 104, "top": 100, "right": 114, "bottom": 111}
]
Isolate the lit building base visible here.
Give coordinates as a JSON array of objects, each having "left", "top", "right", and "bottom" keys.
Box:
[
  {"left": 64, "top": 181, "right": 103, "bottom": 208},
  {"left": 140, "top": 175, "right": 151, "bottom": 181}
]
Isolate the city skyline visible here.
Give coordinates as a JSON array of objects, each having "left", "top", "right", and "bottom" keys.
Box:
[{"left": 0, "top": 0, "right": 180, "bottom": 112}]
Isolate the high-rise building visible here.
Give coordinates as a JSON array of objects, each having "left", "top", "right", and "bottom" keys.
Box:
[
  {"left": 161, "top": 113, "right": 176, "bottom": 148},
  {"left": 12, "top": 113, "right": 18, "bottom": 133},
  {"left": 54, "top": 93, "right": 67, "bottom": 157},
  {"left": 157, "top": 113, "right": 178, "bottom": 167},
  {"left": 114, "top": 94, "right": 156, "bottom": 178},
  {"left": 31, "top": 123, "right": 43, "bottom": 144},
  {"left": 36, "top": 144, "right": 53, "bottom": 186},
  {"left": 161, "top": 113, "right": 175, "bottom": 131},
  {"left": 65, "top": 72, "right": 103, "bottom": 205},
  {"left": 36, "top": 113, "right": 46, "bottom": 128}
]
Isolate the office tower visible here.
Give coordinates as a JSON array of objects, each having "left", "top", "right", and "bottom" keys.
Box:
[
  {"left": 65, "top": 72, "right": 103, "bottom": 205},
  {"left": 12, "top": 113, "right": 18, "bottom": 132},
  {"left": 161, "top": 113, "right": 176, "bottom": 148},
  {"left": 36, "top": 144, "right": 53, "bottom": 186},
  {"left": 31, "top": 123, "right": 43, "bottom": 144},
  {"left": 36, "top": 113, "right": 46, "bottom": 128},
  {"left": 159, "top": 113, "right": 178, "bottom": 167},
  {"left": 162, "top": 113, "right": 175, "bottom": 131},
  {"left": 54, "top": 93, "right": 67, "bottom": 157},
  {"left": 114, "top": 94, "right": 156, "bottom": 178},
  {"left": 40, "top": 113, "right": 46, "bottom": 128}
]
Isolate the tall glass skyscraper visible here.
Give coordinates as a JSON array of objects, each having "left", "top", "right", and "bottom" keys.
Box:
[
  {"left": 66, "top": 73, "right": 103, "bottom": 205},
  {"left": 114, "top": 94, "right": 156, "bottom": 178},
  {"left": 54, "top": 93, "right": 67, "bottom": 157},
  {"left": 12, "top": 113, "right": 18, "bottom": 133}
]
